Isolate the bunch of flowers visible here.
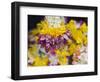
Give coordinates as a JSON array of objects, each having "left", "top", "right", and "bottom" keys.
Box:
[{"left": 28, "top": 16, "right": 88, "bottom": 66}]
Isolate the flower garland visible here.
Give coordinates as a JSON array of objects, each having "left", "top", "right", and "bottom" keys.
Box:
[{"left": 28, "top": 16, "right": 88, "bottom": 66}]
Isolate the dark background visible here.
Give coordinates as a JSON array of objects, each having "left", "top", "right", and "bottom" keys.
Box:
[{"left": 28, "top": 15, "right": 44, "bottom": 31}]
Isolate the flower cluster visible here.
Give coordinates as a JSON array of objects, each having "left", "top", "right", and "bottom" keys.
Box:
[{"left": 28, "top": 16, "right": 88, "bottom": 66}]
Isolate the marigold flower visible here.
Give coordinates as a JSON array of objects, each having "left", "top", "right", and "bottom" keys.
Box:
[
  {"left": 58, "top": 56, "right": 68, "bottom": 65},
  {"left": 80, "top": 22, "right": 88, "bottom": 33}
]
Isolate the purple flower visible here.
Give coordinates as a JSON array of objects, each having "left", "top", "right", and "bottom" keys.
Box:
[
  {"left": 80, "top": 20, "right": 83, "bottom": 25},
  {"left": 45, "top": 43, "right": 51, "bottom": 49},
  {"left": 66, "top": 30, "right": 71, "bottom": 37},
  {"left": 50, "top": 48, "right": 56, "bottom": 55}
]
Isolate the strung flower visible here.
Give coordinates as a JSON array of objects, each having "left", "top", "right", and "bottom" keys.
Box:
[
  {"left": 58, "top": 56, "right": 68, "bottom": 65},
  {"left": 61, "top": 50, "right": 70, "bottom": 56},
  {"left": 79, "top": 22, "right": 88, "bottom": 33},
  {"left": 55, "top": 49, "right": 70, "bottom": 57},
  {"left": 75, "top": 45, "right": 81, "bottom": 56},
  {"left": 28, "top": 16, "right": 88, "bottom": 66},
  {"left": 65, "top": 30, "right": 71, "bottom": 37},
  {"left": 72, "top": 53, "right": 79, "bottom": 65},
  {"left": 50, "top": 48, "right": 56, "bottom": 55},
  {"left": 63, "top": 34, "right": 69, "bottom": 40},
  {"left": 28, "top": 44, "right": 38, "bottom": 56},
  {"left": 34, "top": 36, "right": 39, "bottom": 43},
  {"left": 39, "top": 16, "right": 67, "bottom": 37},
  {"left": 68, "top": 43, "right": 76, "bottom": 55},
  {"left": 75, "top": 49, "right": 81, "bottom": 56},
  {"left": 80, "top": 45, "right": 87, "bottom": 53},
  {"left": 38, "top": 35, "right": 46, "bottom": 45},
  {"left": 67, "top": 39, "right": 72, "bottom": 45},
  {"left": 48, "top": 55, "right": 58, "bottom": 66},
  {"left": 28, "top": 51, "right": 34, "bottom": 65},
  {"left": 52, "top": 38, "right": 55, "bottom": 45},
  {"left": 65, "top": 20, "right": 77, "bottom": 32},
  {"left": 55, "top": 49, "right": 61, "bottom": 56},
  {"left": 39, "top": 35, "right": 45, "bottom": 41},
  {"left": 83, "top": 35, "right": 88, "bottom": 46},
  {"left": 75, "top": 20, "right": 83, "bottom": 29},
  {"left": 33, "top": 55, "right": 49, "bottom": 66},
  {"left": 31, "top": 28, "right": 40, "bottom": 35},
  {"left": 72, "top": 30, "right": 83, "bottom": 44},
  {"left": 77, "top": 52, "right": 88, "bottom": 64}
]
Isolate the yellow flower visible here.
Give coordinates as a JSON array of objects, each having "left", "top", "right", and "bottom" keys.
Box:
[
  {"left": 55, "top": 49, "right": 61, "bottom": 56},
  {"left": 65, "top": 20, "right": 77, "bottom": 32},
  {"left": 31, "top": 28, "right": 40, "bottom": 35},
  {"left": 33, "top": 56, "right": 42, "bottom": 66},
  {"left": 58, "top": 56, "right": 68, "bottom": 65},
  {"left": 37, "top": 19, "right": 66, "bottom": 37},
  {"left": 61, "top": 50, "right": 70, "bottom": 56},
  {"left": 28, "top": 50, "right": 34, "bottom": 64},
  {"left": 68, "top": 43, "right": 76, "bottom": 55},
  {"left": 80, "top": 22, "right": 88, "bottom": 33},
  {"left": 65, "top": 20, "right": 84, "bottom": 44},
  {"left": 83, "top": 35, "right": 88, "bottom": 45},
  {"left": 67, "top": 39, "right": 72, "bottom": 45},
  {"left": 34, "top": 36, "right": 39, "bottom": 42},
  {"left": 55, "top": 49, "right": 70, "bottom": 57},
  {"left": 72, "top": 30, "right": 83, "bottom": 44},
  {"left": 37, "top": 20, "right": 48, "bottom": 29},
  {"left": 28, "top": 44, "right": 38, "bottom": 56},
  {"left": 33, "top": 55, "right": 49, "bottom": 66}
]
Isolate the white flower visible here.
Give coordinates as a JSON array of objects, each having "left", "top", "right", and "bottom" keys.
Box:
[
  {"left": 80, "top": 46, "right": 87, "bottom": 53},
  {"left": 28, "top": 52, "right": 34, "bottom": 64},
  {"left": 45, "top": 16, "right": 65, "bottom": 28},
  {"left": 79, "top": 52, "right": 88, "bottom": 64},
  {"left": 49, "top": 55, "right": 58, "bottom": 65},
  {"left": 63, "top": 34, "right": 69, "bottom": 40},
  {"left": 75, "top": 21, "right": 81, "bottom": 29}
]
